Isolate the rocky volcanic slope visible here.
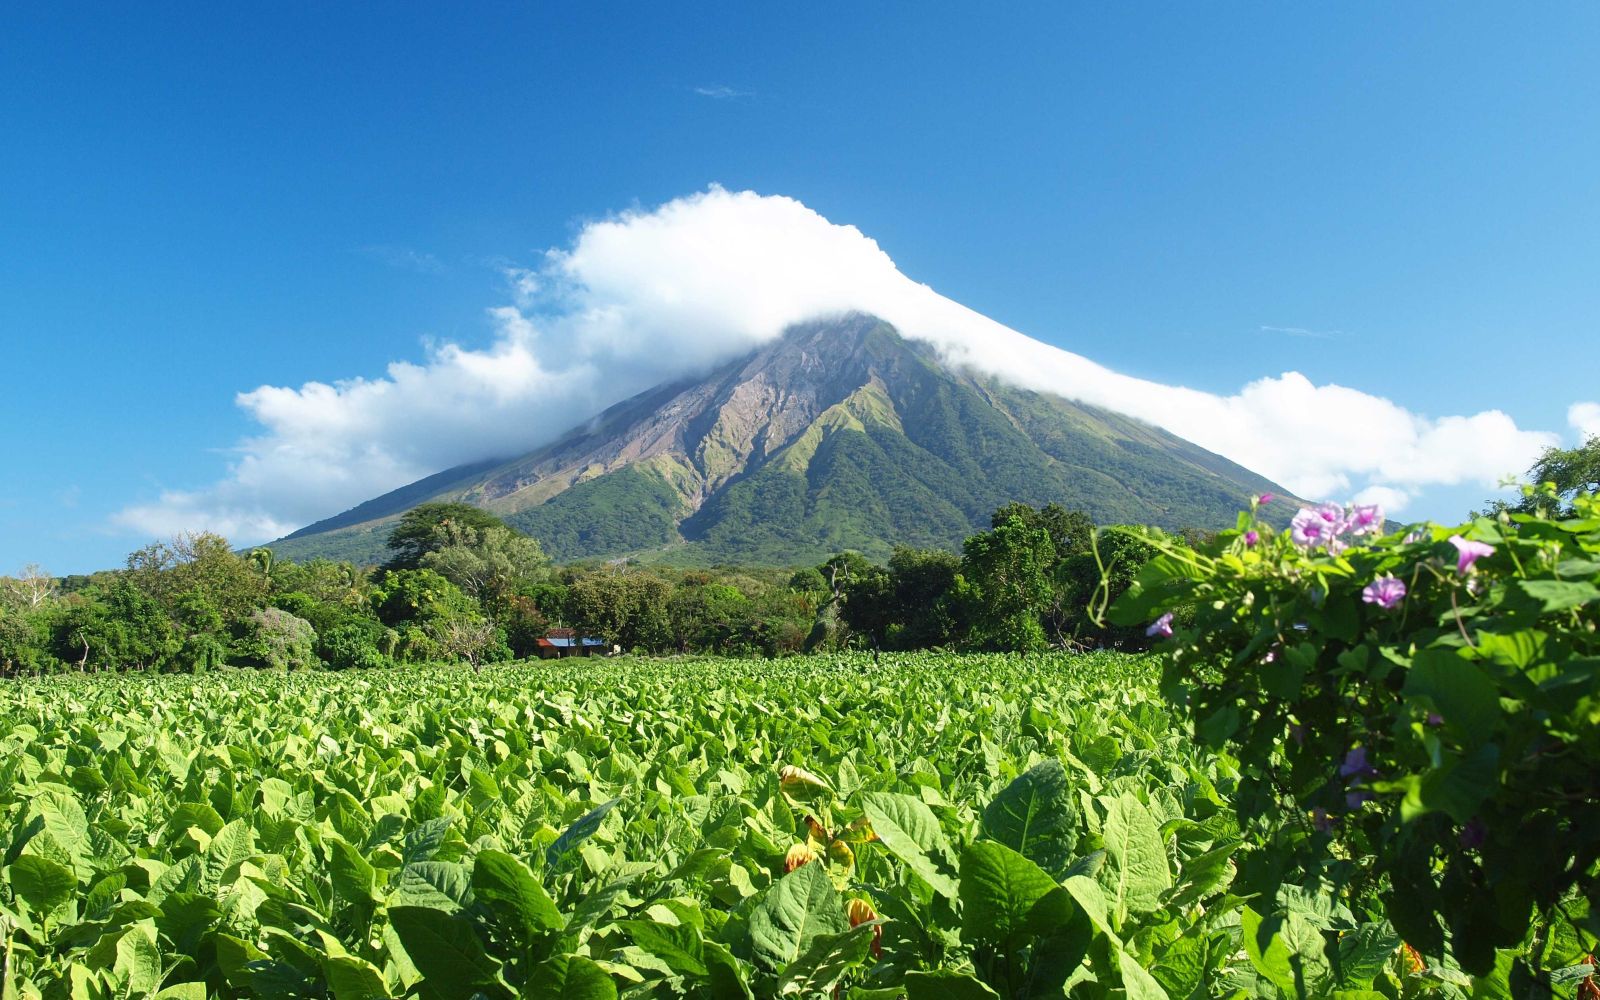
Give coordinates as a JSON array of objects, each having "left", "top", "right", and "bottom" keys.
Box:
[{"left": 268, "top": 315, "right": 1292, "bottom": 565}]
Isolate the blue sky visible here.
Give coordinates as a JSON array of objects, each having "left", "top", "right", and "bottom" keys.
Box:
[{"left": 3, "top": 4, "right": 1597, "bottom": 573}]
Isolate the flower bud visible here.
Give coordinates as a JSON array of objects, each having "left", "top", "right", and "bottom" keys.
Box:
[
  {"left": 846, "top": 898, "right": 883, "bottom": 958},
  {"left": 784, "top": 843, "right": 816, "bottom": 872}
]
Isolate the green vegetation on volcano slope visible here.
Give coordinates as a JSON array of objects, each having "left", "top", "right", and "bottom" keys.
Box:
[{"left": 0, "top": 654, "right": 1508, "bottom": 999}]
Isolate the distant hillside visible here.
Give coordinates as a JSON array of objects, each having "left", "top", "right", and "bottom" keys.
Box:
[{"left": 267, "top": 315, "right": 1296, "bottom": 566}]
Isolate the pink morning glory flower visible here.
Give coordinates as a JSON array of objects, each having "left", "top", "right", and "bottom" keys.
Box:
[
  {"left": 1361, "top": 575, "right": 1406, "bottom": 610},
  {"left": 1145, "top": 612, "right": 1174, "bottom": 639},
  {"left": 1244, "top": 529, "right": 1260, "bottom": 546},
  {"left": 1257, "top": 493, "right": 1275, "bottom": 505},
  {"left": 1314, "top": 503, "right": 1348, "bottom": 531},
  {"left": 1448, "top": 535, "right": 1495, "bottom": 575},
  {"left": 1290, "top": 508, "right": 1330, "bottom": 546},
  {"left": 1348, "top": 504, "right": 1384, "bottom": 536}
]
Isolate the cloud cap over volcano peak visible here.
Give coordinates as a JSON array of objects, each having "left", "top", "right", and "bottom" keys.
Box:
[{"left": 115, "top": 187, "right": 1561, "bottom": 541}]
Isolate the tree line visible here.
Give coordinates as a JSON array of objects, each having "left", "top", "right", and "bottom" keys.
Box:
[{"left": 0, "top": 500, "right": 1167, "bottom": 675}]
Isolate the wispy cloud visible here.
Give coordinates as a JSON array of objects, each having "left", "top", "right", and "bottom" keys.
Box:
[
  {"left": 1259, "top": 324, "right": 1341, "bottom": 339},
  {"left": 693, "top": 84, "right": 754, "bottom": 100},
  {"left": 357, "top": 244, "right": 448, "bottom": 274}
]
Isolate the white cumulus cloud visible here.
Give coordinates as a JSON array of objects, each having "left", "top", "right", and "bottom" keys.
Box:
[
  {"left": 115, "top": 187, "right": 1563, "bottom": 543},
  {"left": 1570, "top": 401, "right": 1600, "bottom": 441}
]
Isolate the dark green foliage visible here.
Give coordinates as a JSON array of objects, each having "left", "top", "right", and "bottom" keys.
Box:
[
  {"left": 385, "top": 502, "right": 511, "bottom": 570},
  {"left": 960, "top": 515, "right": 1056, "bottom": 652},
  {"left": 319, "top": 621, "right": 388, "bottom": 670},
  {"left": 508, "top": 466, "right": 684, "bottom": 562},
  {"left": 566, "top": 572, "right": 673, "bottom": 652},
  {"left": 57, "top": 580, "right": 177, "bottom": 670},
  {"left": 1111, "top": 490, "right": 1600, "bottom": 975},
  {"left": 884, "top": 547, "right": 965, "bottom": 649}
]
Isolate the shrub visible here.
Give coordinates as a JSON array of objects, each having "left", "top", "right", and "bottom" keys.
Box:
[
  {"left": 241, "top": 607, "right": 317, "bottom": 671},
  {"left": 1111, "top": 489, "right": 1600, "bottom": 976}
]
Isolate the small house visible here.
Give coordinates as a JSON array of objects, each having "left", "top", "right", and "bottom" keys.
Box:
[{"left": 535, "top": 628, "right": 610, "bottom": 658}]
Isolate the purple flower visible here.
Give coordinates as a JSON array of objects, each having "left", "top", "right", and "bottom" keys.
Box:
[
  {"left": 1339, "top": 746, "right": 1375, "bottom": 779},
  {"left": 1426, "top": 712, "right": 1443, "bottom": 727},
  {"left": 1311, "top": 807, "right": 1333, "bottom": 832},
  {"left": 1448, "top": 535, "right": 1495, "bottom": 575},
  {"left": 1348, "top": 504, "right": 1384, "bottom": 536},
  {"left": 1257, "top": 493, "right": 1276, "bottom": 505},
  {"left": 1290, "top": 508, "right": 1331, "bottom": 547},
  {"left": 1145, "top": 612, "right": 1174, "bottom": 639},
  {"left": 1458, "top": 817, "right": 1486, "bottom": 849},
  {"left": 1346, "top": 789, "right": 1373, "bottom": 809},
  {"left": 1244, "top": 529, "right": 1260, "bottom": 547},
  {"left": 1361, "top": 575, "right": 1406, "bottom": 610}
]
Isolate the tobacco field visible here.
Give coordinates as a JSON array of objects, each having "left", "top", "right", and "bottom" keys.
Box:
[{"left": 0, "top": 654, "right": 1570, "bottom": 998}]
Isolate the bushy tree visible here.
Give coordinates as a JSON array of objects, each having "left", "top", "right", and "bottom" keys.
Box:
[
  {"left": 241, "top": 607, "right": 317, "bottom": 670},
  {"left": 421, "top": 522, "right": 549, "bottom": 606},
  {"left": 384, "top": 502, "right": 509, "bottom": 570},
  {"left": 669, "top": 582, "right": 756, "bottom": 653},
  {"left": 56, "top": 581, "right": 177, "bottom": 670},
  {"left": 961, "top": 514, "right": 1055, "bottom": 652},
  {"left": 319, "top": 622, "right": 389, "bottom": 670},
  {"left": 371, "top": 568, "right": 489, "bottom": 662},
  {"left": 570, "top": 572, "right": 672, "bottom": 652},
  {"left": 1487, "top": 434, "right": 1600, "bottom": 518},
  {"left": 125, "top": 532, "right": 266, "bottom": 622}
]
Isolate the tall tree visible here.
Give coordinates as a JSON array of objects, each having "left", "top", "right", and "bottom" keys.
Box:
[
  {"left": 420, "top": 522, "right": 549, "bottom": 607},
  {"left": 384, "top": 502, "right": 510, "bottom": 570},
  {"left": 961, "top": 514, "right": 1056, "bottom": 652},
  {"left": 1489, "top": 434, "right": 1600, "bottom": 517}
]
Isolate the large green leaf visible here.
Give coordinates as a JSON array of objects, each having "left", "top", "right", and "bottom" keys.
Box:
[
  {"left": 1100, "top": 794, "right": 1171, "bottom": 921},
  {"left": 1403, "top": 648, "right": 1500, "bottom": 743},
  {"left": 958, "top": 840, "right": 1059, "bottom": 948},
  {"left": 904, "top": 971, "right": 1002, "bottom": 999},
  {"left": 979, "top": 759, "right": 1079, "bottom": 877},
  {"left": 747, "top": 861, "right": 849, "bottom": 972},
  {"left": 1117, "top": 948, "right": 1172, "bottom": 999},
  {"left": 472, "top": 850, "right": 564, "bottom": 943},
  {"left": 774, "top": 923, "right": 877, "bottom": 995},
  {"left": 328, "top": 838, "right": 376, "bottom": 905},
  {"left": 7, "top": 856, "right": 76, "bottom": 917},
  {"left": 522, "top": 955, "right": 617, "bottom": 1000},
  {"left": 387, "top": 905, "right": 507, "bottom": 1000},
  {"left": 389, "top": 861, "right": 475, "bottom": 911},
  {"left": 200, "top": 819, "right": 255, "bottom": 893},
  {"left": 323, "top": 955, "right": 391, "bottom": 1000},
  {"left": 860, "top": 792, "right": 958, "bottom": 898},
  {"left": 545, "top": 798, "right": 619, "bottom": 870},
  {"left": 618, "top": 920, "right": 708, "bottom": 977},
  {"left": 1240, "top": 907, "right": 1334, "bottom": 1000}
]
